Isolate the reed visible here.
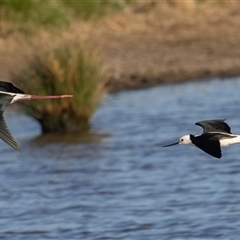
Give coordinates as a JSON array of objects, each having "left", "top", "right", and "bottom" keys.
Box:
[{"left": 12, "top": 42, "right": 105, "bottom": 133}]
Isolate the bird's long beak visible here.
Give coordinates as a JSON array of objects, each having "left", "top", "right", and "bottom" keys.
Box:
[
  {"left": 162, "top": 142, "right": 179, "bottom": 147},
  {"left": 11, "top": 94, "right": 73, "bottom": 103}
]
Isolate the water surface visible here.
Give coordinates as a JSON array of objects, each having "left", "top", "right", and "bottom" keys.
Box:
[{"left": 1, "top": 77, "right": 240, "bottom": 239}]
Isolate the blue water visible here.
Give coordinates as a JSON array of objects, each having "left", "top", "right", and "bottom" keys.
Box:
[{"left": 1, "top": 77, "right": 240, "bottom": 239}]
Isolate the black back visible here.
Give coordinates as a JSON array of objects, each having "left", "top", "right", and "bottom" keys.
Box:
[
  {"left": 190, "top": 134, "right": 222, "bottom": 158},
  {"left": 195, "top": 119, "right": 232, "bottom": 134},
  {"left": 0, "top": 81, "right": 24, "bottom": 94}
]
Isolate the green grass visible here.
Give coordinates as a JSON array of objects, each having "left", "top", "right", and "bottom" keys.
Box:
[
  {"left": 61, "top": 0, "right": 131, "bottom": 19},
  {"left": 0, "top": 0, "right": 69, "bottom": 33},
  {"left": 0, "top": 0, "right": 132, "bottom": 34},
  {"left": 1, "top": 0, "right": 227, "bottom": 34},
  {"left": 12, "top": 41, "right": 105, "bottom": 133}
]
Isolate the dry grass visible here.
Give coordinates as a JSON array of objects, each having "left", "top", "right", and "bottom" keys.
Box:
[
  {"left": 2, "top": 0, "right": 240, "bottom": 93},
  {"left": 12, "top": 41, "right": 105, "bottom": 133}
]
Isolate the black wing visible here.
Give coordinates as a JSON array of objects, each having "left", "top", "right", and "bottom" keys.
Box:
[
  {"left": 190, "top": 134, "right": 222, "bottom": 158},
  {"left": 0, "top": 93, "right": 20, "bottom": 151},
  {"left": 0, "top": 113, "right": 20, "bottom": 151},
  {"left": 195, "top": 119, "right": 231, "bottom": 134}
]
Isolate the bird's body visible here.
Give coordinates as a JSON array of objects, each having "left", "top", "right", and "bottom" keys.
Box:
[
  {"left": 0, "top": 81, "right": 73, "bottom": 151},
  {"left": 219, "top": 135, "right": 240, "bottom": 147},
  {"left": 163, "top": 119, "right": 240, "bottom": 158}
]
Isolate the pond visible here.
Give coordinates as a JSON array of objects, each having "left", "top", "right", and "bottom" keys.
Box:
[{"left": 1, "top": 77, "right": 240, "bottom": 239}]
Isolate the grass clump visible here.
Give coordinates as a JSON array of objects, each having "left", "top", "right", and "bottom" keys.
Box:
[{"left": 12, "top": 42, "right": 105, "bottom": 133}]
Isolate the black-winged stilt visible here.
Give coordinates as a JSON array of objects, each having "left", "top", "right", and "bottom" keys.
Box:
[
  {"left": 0, "top": 81, "right": 73, "bottom": 151},
  {"left": 163, "top": 119, "right": 240, "bottom": 158}
]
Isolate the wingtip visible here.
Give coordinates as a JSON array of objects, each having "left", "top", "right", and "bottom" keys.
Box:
[
  {"left": 10, "top": 143, "right": 21, "bottom": 152},
  {"left": 16, "top": 147, "right": 22, "bottom": 153}
]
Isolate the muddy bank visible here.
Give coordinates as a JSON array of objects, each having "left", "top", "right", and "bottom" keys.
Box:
[
  {"left": 1, "top": 2, "right": 240, "bottom": 93},
  {"left": 100, "top": 2, "right": 240, "bottom": 92}
]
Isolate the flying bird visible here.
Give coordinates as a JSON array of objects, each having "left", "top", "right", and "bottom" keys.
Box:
[
  {"left": 0, "top": 81, "right": 73, "bottom": 151},
  {"left": 163, "top": 119, "right": 240, "bottom": 158}
]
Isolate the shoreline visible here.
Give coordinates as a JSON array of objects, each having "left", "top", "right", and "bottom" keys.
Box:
[
  {"left": 100, "top": 2, "right": 240, "bottom": 92},
  {"left": 1, "top": 2, "right": 240, "bottom": 93},
  {"left": 105, "top": 67, "right": 240, "bottom": 93}
]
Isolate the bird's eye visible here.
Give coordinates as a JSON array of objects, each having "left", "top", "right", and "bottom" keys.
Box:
[{"left": 180, "top": 139, "right": 183, "bottom": 141}]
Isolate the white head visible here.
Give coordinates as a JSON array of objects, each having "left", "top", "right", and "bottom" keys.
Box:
[
  {"left": 178, "top": 134, "right": 192, "bottom": 145},
  {"left": 163, "top": 134, "right": 192, "bottom": 147}
]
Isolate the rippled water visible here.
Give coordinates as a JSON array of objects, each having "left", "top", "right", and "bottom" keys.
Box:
[{"left": 2, "top": 77, "right": 240, "bottom": 239}]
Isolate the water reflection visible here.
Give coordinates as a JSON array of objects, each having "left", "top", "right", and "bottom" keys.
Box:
[{"left": 31, "top": 130, "right": 110, "bottom": 145}]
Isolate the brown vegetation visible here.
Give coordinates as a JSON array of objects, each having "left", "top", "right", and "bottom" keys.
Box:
[{"left": 1, "top": 1, "right": 240, "bottom": 94}]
